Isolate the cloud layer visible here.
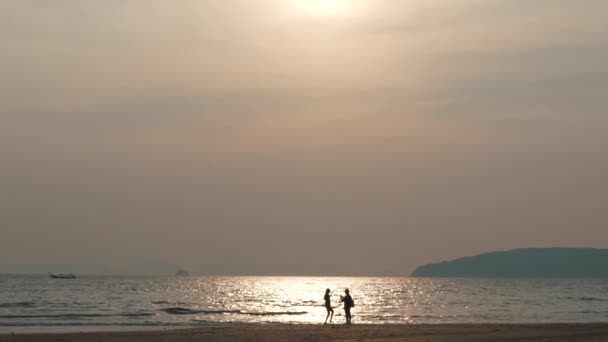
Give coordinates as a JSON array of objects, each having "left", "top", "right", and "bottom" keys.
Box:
[{"left": 1, "top": 0, "right": 607, "bottom": 274}]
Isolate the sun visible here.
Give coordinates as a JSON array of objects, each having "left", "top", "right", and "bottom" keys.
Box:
[{"left": 286, "top": 0, "right": 357, "bottom": 17}]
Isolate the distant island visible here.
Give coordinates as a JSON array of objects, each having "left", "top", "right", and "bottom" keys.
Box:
[{"left": 411, "top": 248, "right": 608, "bottom": 278}]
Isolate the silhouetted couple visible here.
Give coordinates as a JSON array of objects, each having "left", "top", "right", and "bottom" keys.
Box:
[{"left": 324, "top": 288, "right": 354, "bottom": 325}]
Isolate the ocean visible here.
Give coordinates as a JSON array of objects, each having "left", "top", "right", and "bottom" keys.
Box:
[{"left": 1, "top": 275, "right": 608, "bottom": 329}]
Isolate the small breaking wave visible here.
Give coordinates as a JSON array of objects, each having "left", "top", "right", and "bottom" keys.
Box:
[
  {"left": 0, "top": 301, "right": 36, "bottom": 308},
  {"left": 564, "top": 296, "right": 607, "bottom": 302},
  {"left": 579, "top": 297, "right": 607, "bottom": 302},
  {"left": 152, "top": 301, "right": 193, "bottom": 305},
  {"left": 579, "top": 310, "right": 608, "bottom": 314},
  {"left": 369, "top": 314, "right": 404, "bottom": 321},
  {"left": 240, "top": 311, "right": 307, "bottom": 316},
  {"left": 161, "top": 307, "right": 307, "bottom": 316},
  {"left": 0, "top": 313, "right": 155, "bottom": 319},
  {"left": 161, "top": 308, "right": 240, "bottom": 315},
  {"left": 0, "top": 322, "right": 192, "bottom": 327}
]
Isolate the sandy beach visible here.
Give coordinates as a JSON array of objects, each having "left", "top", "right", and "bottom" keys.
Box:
[{"left": 3, "top": 324, "right": 608, "bottom": 341}]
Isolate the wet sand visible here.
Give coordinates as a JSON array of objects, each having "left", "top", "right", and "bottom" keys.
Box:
[{"left": 3, "top": 324, "right": 608, "bottom": 341}]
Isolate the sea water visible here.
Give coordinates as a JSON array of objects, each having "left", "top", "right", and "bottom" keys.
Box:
[{"left": 1, "top": 275, "right": 608, "bottom": 329}]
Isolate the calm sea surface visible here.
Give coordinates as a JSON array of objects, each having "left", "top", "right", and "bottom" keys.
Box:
[{"left": 2, "top": 275, "right": 608, "bottom": 328}]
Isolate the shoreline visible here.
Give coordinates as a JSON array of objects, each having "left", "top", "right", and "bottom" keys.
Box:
[{"left": 3, "top": 323, "right": 608, "bottom": 341}]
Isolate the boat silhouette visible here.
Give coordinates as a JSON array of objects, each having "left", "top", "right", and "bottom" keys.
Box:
[{"left": 49, "top": 273, "right": 76, "bottom": 279}]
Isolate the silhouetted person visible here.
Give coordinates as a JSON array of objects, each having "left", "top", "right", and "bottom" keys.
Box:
[
  {"left": 323, "top": 288, "right": 334, "bottom": 324},
  {"left": 340, "top": 289, "right": 354, "bottom": 325}
]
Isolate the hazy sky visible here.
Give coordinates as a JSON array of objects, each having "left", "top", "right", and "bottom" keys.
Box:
[{"left": 1, "top": 0, "right": 607, "bottom": 275}]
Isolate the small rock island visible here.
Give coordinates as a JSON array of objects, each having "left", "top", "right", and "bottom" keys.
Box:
[{"left": 175, "top": 269, "right": 190, "bottom": 277}]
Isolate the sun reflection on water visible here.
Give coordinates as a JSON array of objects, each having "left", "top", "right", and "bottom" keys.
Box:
[
  {"left": 161, "top": 276, "right": 415, "bottom": 324},
  {"left": 3, "top": 275, "right": 608, "bottom": 326}
]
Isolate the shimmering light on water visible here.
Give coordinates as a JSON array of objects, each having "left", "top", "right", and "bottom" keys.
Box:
[{"left": 2, "top": 275, "right": 608, "bottom": 327}]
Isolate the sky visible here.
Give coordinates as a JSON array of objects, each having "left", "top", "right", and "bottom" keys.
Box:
[{"left": 1, "top": 0, "right": 607, "bottom": 275}]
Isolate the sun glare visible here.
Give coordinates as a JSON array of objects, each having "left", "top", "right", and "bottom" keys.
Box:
[{"left": 287, "top": 0, "right": 358, "bottom": 17}]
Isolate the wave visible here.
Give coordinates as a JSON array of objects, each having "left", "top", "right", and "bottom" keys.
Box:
[
  {"left": 0, "top": 301, "right": 36, "bottom": 308},
  {"left": 579, "top": 297, "right": 607, "bottom": 302},
  {"left": 152, "top": 301, "right": 193, "bottom": 305},
  {"left": 0, "top": 322, "right": 188, "bottom": 327},
  {"left": 564, "top": 296, "right": 607, "bottom": 302},
  {"left": 579, "top": 310, "right": 608, "bottom": 314},
  {"left": 411, "top": 314, "right": 464, "bottom": 319},
  {"left": 0, "top": 321, "right": 240, "bottom": 328},
  {"left": 0, "top": 313, "right": 155, "bottom": 319},
  {"left": 161, "top": 308, "right": 240, "bottom": 315},
  {"left": 369, "top": 315, "right": 404, "bottom": 320},
  {"left": 160, "top": 307, "right": 307, "bottom": 316},
  {"left": 240, "top": 311, "right": 307, "bottom": 316}
]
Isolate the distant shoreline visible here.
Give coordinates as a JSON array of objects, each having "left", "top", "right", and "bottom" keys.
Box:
[{"left": 3, "top": 324, "right": 608, "bottom": 341}]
